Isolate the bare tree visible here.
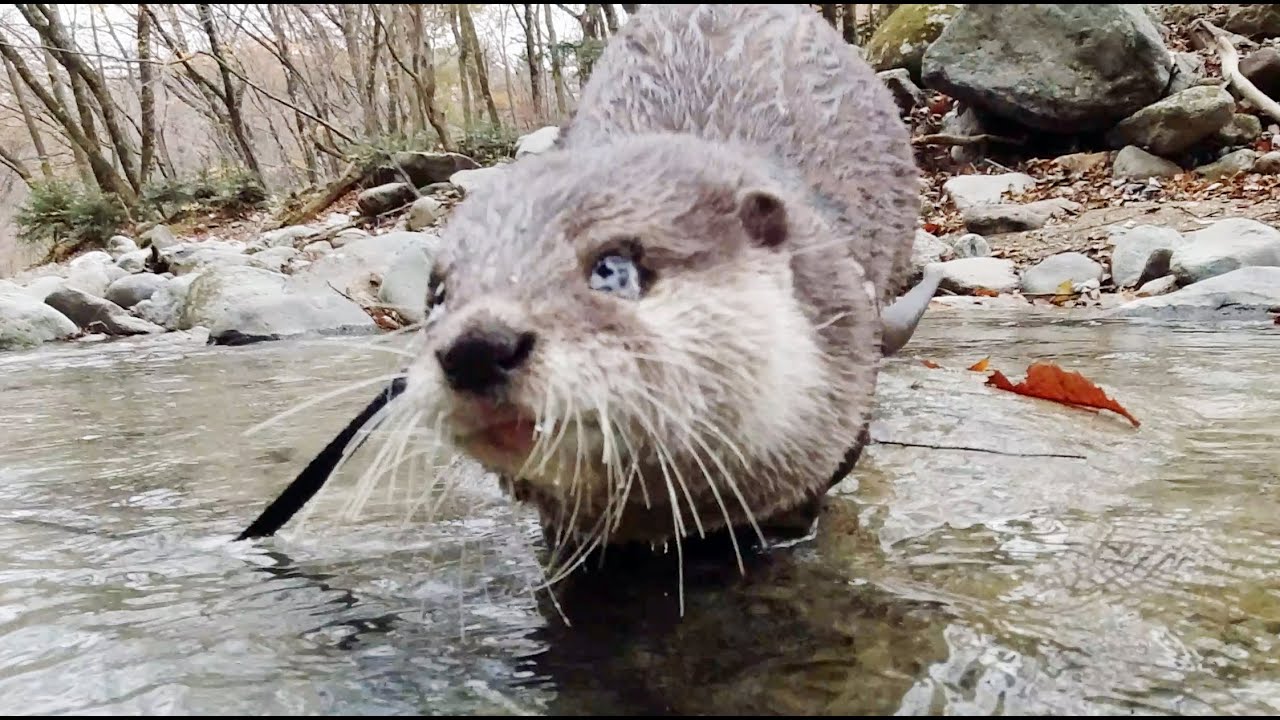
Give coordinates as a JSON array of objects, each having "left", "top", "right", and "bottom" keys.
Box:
[{"left": 458, "top": 4, "right": 502, "bottom": 128}]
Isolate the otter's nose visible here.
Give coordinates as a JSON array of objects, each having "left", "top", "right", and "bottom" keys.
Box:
[{"left": 435, "top": 324, "right": 536, "bottom": 393}]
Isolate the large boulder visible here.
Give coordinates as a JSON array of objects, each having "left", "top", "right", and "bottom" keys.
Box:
[
  {"left": 932, "top": 257, "right": 1020, "bottom": 294},
  {"left": 878, "top": 69, "right": 927, "bottom": 115},
  {"left": 1195, "top": 149, "right": 1258, "bottom": 180},
  {"left": 133, "top": 274, "right": 199, "bottom": 330},
  {"left": 1107, "top": 225, "right": 1187, "bottom": 289},
  {"left": 1240, "top": 48, "right": 1280, "bottom": 100},
  {"left": 1112, "top": 266, "right": 1280, "bottom": 320},
  {"left": 515, "top": 126, "right": 561, "bottom": 158},
  {"left": 864, "top": 4, "right": 962, "bottom": 80},
  {"left": 105, "top": 235, "right": 138, "bottom": 260},
  {"left": 104, "top": 273, "right": 168, "bottom": 309},
  {"left": 357, "top": 182, "right": 416, "bottom": 217},
  {"left": 1170, "top": 217, "right": 1280, "bottom": 284},
  {"left": 44, "top": 286, "right": 164, "bottom": 336},
  {"left": 1105, "top": 86, "right": 1235, "bottom": 156},
  {"left": 962, "top": 199, "right": 1080, "bottom": 235},
  {"left": 942, "top": 173, "right": 1036, "bottom": 211},
  {"left": 368, "top": 151, "right": 481, "bottom": 188},
  {"left": 294, "top": 232, "right": 437, "bottom": 302},
  {"left": 921, "top": 5, "right": 1172, "bottom": 133},
  {"left": 1020, "top": 252, "right": 1104, "bottom": 295},
  {"left": 1112, "top": 146, "right": 1182, "bottom": 179},
  {"left": 0, "top": 292, "right": 78, "bottom": 350},
  {"left": 179, "top": 266, "right": 376, "bottom": 341},
  {"left": 406, "top": 195, "right": 444, "bottom": 231},
  {"left": 378, "top": 236, "right": 443, "bottom": 324},
  {"left": 1225, "top": 5, "right": 1280, "bottom": 40}
]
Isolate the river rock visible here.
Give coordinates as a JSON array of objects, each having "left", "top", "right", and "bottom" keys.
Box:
[
  {"left": 357, "top": 182, "right": 416, "bottom": 217},
  {"left": 962, "top": 198, "right": 1081, "bottom": 235},
  {"left": 379, "top": 235, "right": 443, "bottom": 323},
  {"left": 1020, "top": 252, "right": 1105, "bottom": 295},
  {"left": 179, "top": 266, "right": 376, "bottom": 341},
  {"left": 1170, "top": 217, "right": 1280, "bottom": 283},
  {"left": 331, "top": 228, "right": 368, "bottom": 249},
  {"left": 0, "top": 293, "right": 78, "bottom": 349},
  {"left": 44, "top": 286, "right": 163, "bottom": 336},
  {"left": 1112, "top": 266, "right": 1280, "bottom": 319},
  {"left": 939, "top": 103, "right": 988, "bottom": 163},
  {"left": 407, "top": 196, "right": 443, "bottom": 231},
  {"left": 139, "top": 224, "right": 177, "bottom": 251},
  {"left": 910, "top": 230, "right": 954, "bottom": 276},
  {"left": 21, "top": 276, "right": 65, "bottom": 302},
  {"left": 1107, "top": 224, "right": 1187, "bottom": 288},
  {"left": 1106, "top": 85, "right": 1234, "bottom": 156},
  {"left": 1240, "top": 48, "right": 1280, "bottom": 100},
  {"left": 878, "top": 69, "right": 927, "bottom": 115},
  {"left": 116, "top": 249, "right": 149, "bottom": 274},
  {"left": 1214, "top": 113, "right": 1263, "bottom": 148},
  {"left": 921, "top": 4, "right": 1171, "bottom": 133},
  {"left": 104, "top": 273, "right": 167, "bottom": 310},
  {"left": 1135, "top": 275, "right": 1179, "bottom": 297},
  {"left": 1136, "top": 248, "right": 1175, "bottom": 289},
  {"left": 65, "top": 253, "right": 114, "bottom": 298},
  {"left": 162, "top": 242, "right": 253, "bottom": 275},
  {"left": 450, "top": 167, "right": 505, "bottom": 196},
  {"left": 942, "top": 173, "right": 1036, "bottom": 210},
  {"left": 516, "top": 126, "right": 561, "bottom": 158},
  {"left": 372, "top": 151, "right": 481, "bottom": 188},
  {"left": 1225, "top": 4, "right": 1280, "bottom": 39},
  {"left": 1112, "top": 145, "right": 1182, "bottom": 179},
  {"left": 249, "top": 247, "right": 300, "bottom": 274},
  {"left": 1054, "top": 151, "right": 1110, "bottom": 175},
  {"left": 254, "top": 225, "right": 319, "bottom": 251},
  {"left": 865, "top": 4, "right": 962, "bottom": 80},
  {"left": 947, "top": 233, "right": 991, "bottom": 259},
  {"left": 1196, "top": 149, "right": 1258, "bottom": 180},
  {"left": 106, "top": 235, "right": 138, "bottom": 260},
  {"left": 933, "top": 257, "right": 1019, "bottom": 294},
  {"left": 133, "top": 274, "right": 199, "bottom": 330},
  {"left": 293, "top": 231, "right": 434, "bottom": 301},
  {"left": 1166, "top": 52, "right": 1206, "bottom": 97},
  {"left": 302, "top": 240, "right": 333, "bottom": 255},
  {"left": 1255, "top": 151, "right": 1280, "bottom": 174}
]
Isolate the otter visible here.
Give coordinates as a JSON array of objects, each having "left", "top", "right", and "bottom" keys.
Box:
[{"left": 238, "top": 5, "right": 932, "bottom": 562}]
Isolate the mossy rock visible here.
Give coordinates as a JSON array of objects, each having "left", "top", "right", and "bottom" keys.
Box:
[{"left": 864, "top": 4, "right": 963, "bottom": 81}]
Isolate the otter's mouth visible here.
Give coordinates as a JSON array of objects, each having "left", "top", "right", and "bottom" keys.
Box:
[{"left": 450, "top": 399, "right": 539, "bottom": 465}]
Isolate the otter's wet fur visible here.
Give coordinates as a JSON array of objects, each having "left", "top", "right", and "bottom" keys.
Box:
[{"left": 399, "top": 4, "right": 920, "bottom": 552}]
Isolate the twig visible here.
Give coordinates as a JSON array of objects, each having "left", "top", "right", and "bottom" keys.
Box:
[
  {"left": 912, "top": 133, "right": 1024, "bottom": 148},
  {"left": 1190, "top": 18, "right": 1280, "bottom": 124},
  {"left": 869, "top": 438, "right": 1087, "bottom": 460}
]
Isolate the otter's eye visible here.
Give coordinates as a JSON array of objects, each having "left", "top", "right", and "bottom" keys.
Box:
[
  {"left": 425, "top": 272, "right": 447, "bottom": 324},
  {"left": 589, "top": 253, "right": 642, "bottom": 300}
]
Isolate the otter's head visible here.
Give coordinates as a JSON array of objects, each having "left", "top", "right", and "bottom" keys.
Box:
[{"left": 405, "top": 133, "right": 882, "bottom": 548}]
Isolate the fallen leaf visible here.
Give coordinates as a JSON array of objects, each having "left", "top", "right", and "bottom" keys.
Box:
[
  {"left": 920, "top": 359, "right": 942, "bottom": 369},
  {"left": 1049, "top": 279, "right": 1076, "bottom": 307},
  {"left": 968, "top": 357, "right": 990, "bottom": 372},
  {"left": 986, "top": 361, "right": 1140, "bottom": 427},
  {"left": 923, "top": 221, "right": 942, "bottom": 234},
  {"left": 973, "top": 288, "right": 1000, "bottom": 297}
]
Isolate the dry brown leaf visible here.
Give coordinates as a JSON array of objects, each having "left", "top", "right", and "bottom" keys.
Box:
[
  {"left": 921, "top": 359, "right": 942, "bottom": 369},
  {"left": 986, "top": 361, "right": 1140, "bottom": 427},
  {"left": 968, "top": 357, "right": 990, "bottom": 372},
  {"left": 973, "top": 288, "right": 1000, "bottom": 297}
]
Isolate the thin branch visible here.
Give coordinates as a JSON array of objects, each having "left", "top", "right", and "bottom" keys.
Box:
[{"left": 870, "top": 438, "right": 1088, "bottom": 460}]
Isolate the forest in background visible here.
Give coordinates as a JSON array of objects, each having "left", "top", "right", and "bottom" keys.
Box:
[{"left": 0, "top": 4, "right": 897, "bottom": 273}]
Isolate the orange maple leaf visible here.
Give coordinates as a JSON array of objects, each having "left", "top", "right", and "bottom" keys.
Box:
[
  {"left": 973, "top": 288, "right": 1000, "bottom": 297},
  {"left": 986, "top": 361, "right": 1140, "bottom": 428},
  {"left": 920, "top": 359, "right": 942, "bottom": 369},
  {"left": 967, "top": 357, "right": 990, "bottom": 372}
]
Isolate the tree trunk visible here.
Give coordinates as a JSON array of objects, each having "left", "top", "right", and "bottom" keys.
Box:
[
  {"left": 450, "top": 5, "right": 474, "bottom": 133},
  {"left": 458, "top": 4, "right": 502, "bottom": 128},
  {"left": 522, "top": 4, "right": 543, "bottom": 122},
  {"left": 2, "top": 55, "right": 52, "bottom": 179},
  {"left": 819, "top": 4, "right": 839, "bottom": 27},
  {"left": 266, "top": 4, "right": 317, "bottom": 185},
  {"left": 41, "top": 51, "right": 93, "bottom": 185},
  {"left": 196, "top": 3, "right": 263, "bottom": 182},
  {"left": 544, "top": 3, "right": 567, "bottom": 117},
  {"left": 841, "top": 4, "right": 857, "bottom": 44},
  {"left": 410, "top": 6, "right": 452, "bottom": 151},
  {"left": 137, "top": 3, "right": 156, "bottom": 182},
  {"left": 600, "top": 4, "right": 619, "bottom": 34}
]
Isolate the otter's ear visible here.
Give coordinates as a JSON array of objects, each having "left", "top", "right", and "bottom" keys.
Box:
[{"left": 737, "top": 190, "right": 788, "bottom": 248}]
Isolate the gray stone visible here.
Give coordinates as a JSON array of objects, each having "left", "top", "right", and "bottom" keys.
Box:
[
  {"left": 962, "top": 198, "right": 1081, "bottom": 235},
  {"left": 133, "top": 274, "right": 199, "bottom": 330},
  {"left": 106, "top": 235, "right": 138, "bottom": 259},
  {"left": 357, "top": 182, "right": 416, "bottom": 217},
  {"left": 1166, "top": 51, "right": 1206, "bottom": 97},
  {"left": 1135, "top": 275, "right": 1179, "bottom": 297},
  {"left": 1170, "top": 217, "right": 1280, "bottom": 283},
  {"left": 378, "top": 236, "right": 442, "bottom": 323},
  {"left": 921, "top": 4, "right": 1172, "bottom": 133},
  {"left": 1240, "top": 48, "right": 1280, "bottom": 100},
  {"left": 330, "top": 229, "right": 368, "bottom": 249},
  {"left": 942, "top": 172, "right": 1036, "bottom": 210},
  {"left": 104, "top": 273, "right": 167, "bottom": 309},
  {"left": 1195, "top": 149, "right": 1258, "bottom": 180},
  {"left": 865, "top": 4, "right": 963, "bottom": 80},
  {"left": 1136, "top": 248, "right": 1175, "bottom": 289},
  {"left": 939, "top": 103, "right": 987, "bottom": 163},
  {"left": 1020, "top": 252, "right": 1105, "bottom": 295},
  {"left": 139, "top": 224, "right": 177, "bottom": 250},
  {"left": 1112, "top": 266, "right": 1280, "bottom": 319},
  {"left": 1054, "top": 151, "right": 1110, "bottom": 175},
  {"left": 256, "top": 225, "right": 320, "bottom": 250},
  {"left": 406, "top": 195, "right": 444, "bottom": 231},
  {"left": 515, "top": 126, "right": 561, "bottom": 158},
  {"left": 179, "top": 266, "right": 376, "bottom": 340},
  {"left": 374, "top": 151, "right": 481, "bottom": 188},
  {"left": 162, "top": 242, "right": 253, "bottom": 275},
  {"left": 293, "top": 231, "right": 436, "bottom": 302},
  {"left": 1214, "top": 113, "right": 1263, "bottom": 148},
  {"left": 878, "top": 69, "right": 928, "bottom": 115},
  {"left": 910, "top": 230, "right": 954, "bottom": 276},
  {"left": 1225, "top": 4, "right": 1280, "bottom": 39},
  {"left": 933, "top": 257, "right": 1020, "bottom": 294},
  {"left": 1255, "top": 150, "right": 1280, "bottom": 174},
  {"left": 21, "top": 276, "right": 65, "bottom": 302},
  {"left": 64, "top": 261, "right": 112, "bottom": 299},
  {"left": 450, "top": 167, "right": 506, "bottom": 196},
  {"left": 302, "top": 240, "right": 333, "bottom": 255},
  {"left": 948, "top": 233, "right": 991, "bottom": 259},
  {"left": 1106, "top": 85, "right": 1234, "bottom": 156},
  {"left": 249, "top": 246, "right": 300, "bottom": 273},
  {"left": 116, "top": 249, "right": 149, "bottom": 273},
  {"left": 1112, "top": 145, "right": 1183, "bottom": 179},
  {"left": 1107, "top": 224, "right": 1187, "bottom": 288},
  {"left": 0, "top": 293, "right": 78, "bottom": 349},
  {"left": 44, "top": 286, "right": 164, "bottom": 336}
]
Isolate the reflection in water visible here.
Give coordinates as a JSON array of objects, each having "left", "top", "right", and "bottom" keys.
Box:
[{"left": 0, "top": 313, "right": 1277, "bottom": 715}]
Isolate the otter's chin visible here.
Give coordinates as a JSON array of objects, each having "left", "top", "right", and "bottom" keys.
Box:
[{"left": 449, "top": 399, "right": 538, "bottom": 470}]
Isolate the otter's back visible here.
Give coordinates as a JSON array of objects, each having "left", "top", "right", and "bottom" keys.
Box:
[{"left": 559, "top": 4, "right": 919, "bottom": 305}]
